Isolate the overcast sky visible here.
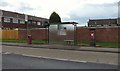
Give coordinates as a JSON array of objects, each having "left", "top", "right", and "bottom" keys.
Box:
[{"left": 0, "top": 0, "right": 119, "bottom": 26}]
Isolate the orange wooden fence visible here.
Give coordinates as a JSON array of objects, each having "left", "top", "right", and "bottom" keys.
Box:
[
  {"left": 0, "top": 30, "right": 19, "bottom": 39},
  {"left": 0, "top": 30, "right": 2, "bottom": 39}
]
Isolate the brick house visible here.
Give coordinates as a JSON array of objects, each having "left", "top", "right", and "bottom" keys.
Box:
[
  {"left": 88, "top": 18, "right": 120, "bottom": 27},
  {"left": 0, "top": 9, "right": 49, "bottom": 29}
]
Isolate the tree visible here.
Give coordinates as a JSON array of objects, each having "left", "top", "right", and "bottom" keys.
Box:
[{"left": 49, "top": 12, "right": 61, "bottom": 24}]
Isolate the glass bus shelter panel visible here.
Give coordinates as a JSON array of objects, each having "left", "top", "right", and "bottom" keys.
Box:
[
  {"left": 49, "top": 24, "right": 74, "bottom": 45},
  {"left": 63, "top": 24, "right": 74, "bottom": 40},
  {"left": 49, "top": 25, "right": 59, "bottom": 44}
]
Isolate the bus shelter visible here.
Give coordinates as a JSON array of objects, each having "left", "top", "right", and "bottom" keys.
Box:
[{"left": 48, "top": 22, "right": 78, "bottom": 45}]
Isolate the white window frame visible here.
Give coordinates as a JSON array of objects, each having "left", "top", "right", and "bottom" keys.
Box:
[
  {"left": 37, "top": 21, "right": 41, "bottom": 25},
  {"left": 32, "top": 21, "right": 36, "bottom": 24},
  {"left": 13, "top": 18, "right": 18, "bottom": 23},
  {"left": 28, "top": 20, "right": 32, "bottom": 24},
  {"left": 20, "top": 19, "right": 25, "bottom": 24},
  {"left": 4, "top": 17, "right": 11, "bottom": 23}
]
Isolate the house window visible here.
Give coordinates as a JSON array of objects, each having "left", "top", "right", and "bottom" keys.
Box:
[
  {"left": 44, "top": 21, "right": 48, "bottom": 24},
  {"left": 27, "top": 20, "right": 31, "bottom": 24},
  {"left": 101, "top": 24, "right": 103, "bottom": 26},
  {"left": 37, "top": 22, "right": 41, "bottom": 25},
  {"left": 13, "top": 18, "right": 18, "bottom": 23},
  {"left": 4, "top": 17, "right": 11, "bottom": 23},
  {"left": 20, "top": 19, "right": 25, "bottom": 24},
  {"left": 103, "top": 25, "right": 108, "bottom": 26},
  {"left": 95, "top": 22, "right": 97, "bottom": 24},
  {"left": 32, "top": 21, "right": 36, "bottom": 24},
  {"left": 96, "top": 25, "right": 101, "bottom": 27}
]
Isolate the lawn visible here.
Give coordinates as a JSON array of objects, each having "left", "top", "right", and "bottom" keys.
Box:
[
  {"left": 1, "top": 39, "right": 48, "bottom": 44},
  {"left": 78, "top": 41, "right": 120, "bottom": 48},
  {"left": 96, "top": 42, "right": 120, "bottom": 48},
  {"left": 1, "top": 39, "right": 120, "bottom": 47}
]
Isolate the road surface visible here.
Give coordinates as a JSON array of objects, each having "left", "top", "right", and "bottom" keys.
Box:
[{"left": 2, "top": 53, "right": 118, "bottom": 69}]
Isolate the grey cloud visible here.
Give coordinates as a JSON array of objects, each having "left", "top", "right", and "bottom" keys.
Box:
[
  {"left": 63, "top": 15, "right": 89, "bottom": 25},
  {"left": 118, "top": 1, "right": 120, "bottom": 18},
  {"left": 65, "top": 2, "right": 118, "bottom": 25},
  {"left": 87, "top": 2, "right": 118, "bottom": 7},
  {"left": 17, "top": 3, "right": 34, "bottom": 12},
  {"left": 0, "top": 1, "right": 10, "bottom": 7}
]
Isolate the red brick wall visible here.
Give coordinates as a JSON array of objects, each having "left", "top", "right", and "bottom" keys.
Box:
[
  {"left": 76, "top": 28, "right": 89, "bottom": 42},
  {"left": 18, "top": 29, "right": 48, "bottom": 40},
  {"left": 18, "top": 30, "right": 27, "bottom": 40},
  {"left": 18, "top": 27, "right": 120, "bottom": 42},
  {"left": 31, "top": 29, "right": 48, "bottom": 40},
  {"left": 77, "top": 27, "right": 120, "bottom": 42},
  {"left": 95, "top": 28, "right": 119, "bottom": 42}
]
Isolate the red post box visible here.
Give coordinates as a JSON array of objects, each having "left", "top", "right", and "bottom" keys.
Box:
[
  {"left": 89, "top": 28, "right": 96, "bottom": 46},
  {"left": 27, "top": 35, "right": 32, "bottom": 44},
  {"left": 90, "top": 30, "right": 95, "bottom": 40}
]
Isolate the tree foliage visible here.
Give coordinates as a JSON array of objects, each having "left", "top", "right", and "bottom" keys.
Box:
[{"left": 49, "top": 12, "right": 61, "bottom": 24}]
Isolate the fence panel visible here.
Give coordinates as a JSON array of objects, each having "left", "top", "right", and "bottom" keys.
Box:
[
  {"left": 1, "top": 30, "right": 18, "bottom": 39},
  {"left": 0, "top": 30, "right": 2, "bottom": 39}
]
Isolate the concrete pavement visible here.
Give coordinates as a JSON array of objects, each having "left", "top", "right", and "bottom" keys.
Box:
[{"left": 2, "top": 42, "right": 120, "bottom": 53}]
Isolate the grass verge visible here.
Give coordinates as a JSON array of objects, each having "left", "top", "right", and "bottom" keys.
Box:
[
  {"left": 78, "top": 41, "right": 120, "bottom": 48},
  {"left": 1, "top": 39, "right": 47, "bottom": 44},
  {"left": 1, "top": 39, "right": 120, "bottom": 47},
  {"left": 96, "top": 42, "right": 120, "bottom": 48}
]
